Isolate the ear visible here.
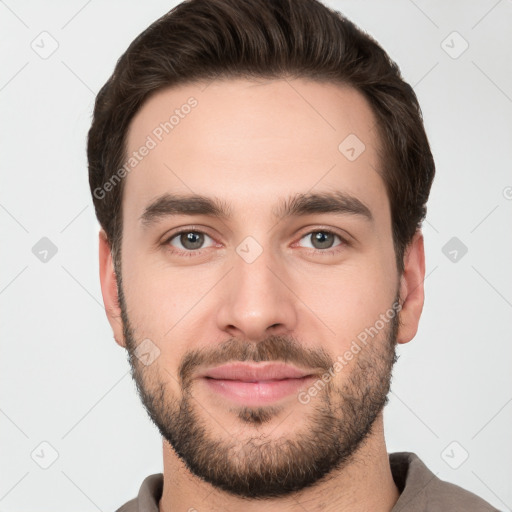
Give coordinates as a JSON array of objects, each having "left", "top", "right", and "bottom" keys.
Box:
[
  {"left": 98, "top": 229, "right": 126, "bottom": 348},
  {"left": 397, "top": 230, "right": 425, "bottom": 344}
]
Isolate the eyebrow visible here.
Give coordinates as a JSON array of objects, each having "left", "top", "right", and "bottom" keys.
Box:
[{"left": 139, "top": 191, "right": 373, "bottom": 228}]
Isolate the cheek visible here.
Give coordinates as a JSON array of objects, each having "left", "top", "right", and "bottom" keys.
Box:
[
  {"left": 121, "top": 254, "right": 177, "bottom": 333},
  {"left": 292, "top": 256, "right": 398, "bottom": 342},
  {"left": 121, "top": 248, "right": 218, "bottom": 344}
]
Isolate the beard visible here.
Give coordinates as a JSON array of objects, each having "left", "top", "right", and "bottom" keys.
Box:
[{"left": 118, "top": 284, "right": 399, "bottom": 499}]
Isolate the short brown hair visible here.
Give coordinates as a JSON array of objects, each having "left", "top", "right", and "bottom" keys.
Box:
[{"left": 87, "top": 0, "right": 435, "bottom": 273}]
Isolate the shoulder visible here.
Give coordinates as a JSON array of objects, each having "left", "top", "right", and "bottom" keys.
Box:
[
  {"left": 114, "top": 473, "right": 164, "bottom": 512},
  {"left": 390, "top": 452, "right": 499, "bottom": 511},
  {"left": 115, "top": 497, "right": 137, "bottom": 512}
]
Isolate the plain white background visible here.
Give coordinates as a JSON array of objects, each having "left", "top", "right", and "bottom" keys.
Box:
[{"left": 1, "top": 0, "right": 511, "bottom": 510}]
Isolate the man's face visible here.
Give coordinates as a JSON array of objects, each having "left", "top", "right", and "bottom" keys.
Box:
[{"left": 114, "top": 78, "right": 402, "bottom": 497}]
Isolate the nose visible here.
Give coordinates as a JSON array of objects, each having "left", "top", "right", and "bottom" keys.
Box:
[{"left": 215, "top": 244, "right": 298, "bottom": 341}]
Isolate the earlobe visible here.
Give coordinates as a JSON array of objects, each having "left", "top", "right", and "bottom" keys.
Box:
[
  {"left": 396, "top": 230, "right": 426, "bottom": 344},
  {"left": 98, "top": 229, "right": 126, "bottom": 348}
]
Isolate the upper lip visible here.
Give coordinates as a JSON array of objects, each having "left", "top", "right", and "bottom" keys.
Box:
[{"left": 199, "top": 362, "right": 314, "bottom": 382}]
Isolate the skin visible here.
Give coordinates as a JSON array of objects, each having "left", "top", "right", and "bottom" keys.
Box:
[{"left": 98, "top": 78, "right": 425, "bottom": 512}]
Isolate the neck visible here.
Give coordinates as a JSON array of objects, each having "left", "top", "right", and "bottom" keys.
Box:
[{"left": 158, "top": 414, "right": 400, "bottom": 512}]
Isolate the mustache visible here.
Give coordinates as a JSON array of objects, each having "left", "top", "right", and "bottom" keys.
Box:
[{"left": 179, "top": 335, "right": 334, "bottom": 388}]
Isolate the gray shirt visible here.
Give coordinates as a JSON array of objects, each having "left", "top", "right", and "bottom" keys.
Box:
[{"left": 116, "top": 452, "right": 499, "bottom": 511}]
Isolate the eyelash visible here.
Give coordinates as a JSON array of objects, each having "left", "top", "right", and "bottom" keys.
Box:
[{"left": 162, "top": 227, "right": 349, "bottom": 257}]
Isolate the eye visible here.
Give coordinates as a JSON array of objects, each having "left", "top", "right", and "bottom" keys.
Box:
[
  {"left": 166, "top": 230, "right": 216, "bottom": 252},
  {"left": 163, "top": 228, "right": 347, "bottom": 257},
  {"left": 297, "top": 230, "right": 345, "bottom": 252}
]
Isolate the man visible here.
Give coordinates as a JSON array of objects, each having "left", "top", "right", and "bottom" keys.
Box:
[{"left": 87, "top": 0, "right": 498, "bottom": 510}]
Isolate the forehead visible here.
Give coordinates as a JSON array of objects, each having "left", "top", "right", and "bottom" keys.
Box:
[{"left": 123, "top": 78, "right": 387, "bottom": 223}]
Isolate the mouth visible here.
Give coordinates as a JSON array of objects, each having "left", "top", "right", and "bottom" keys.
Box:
[{"left": 197, "top": 362, "right": 317, "bottom": 406}]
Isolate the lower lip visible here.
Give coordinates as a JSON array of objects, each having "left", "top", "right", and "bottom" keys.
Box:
[{"left": 201, "top": 376, "right": 314, "bottom": 406}]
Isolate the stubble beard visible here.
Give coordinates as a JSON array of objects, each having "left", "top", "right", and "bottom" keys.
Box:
[{"left": 119, "top": 284, "right": 399, "bottom": 499}]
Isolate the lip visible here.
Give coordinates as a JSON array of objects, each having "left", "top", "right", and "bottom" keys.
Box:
[
  {"left": 200, "top": 362, "right": 313, "bottom": 381},
  {"left": 197, "top": 362, "right": 317, "bottom": 406}
]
